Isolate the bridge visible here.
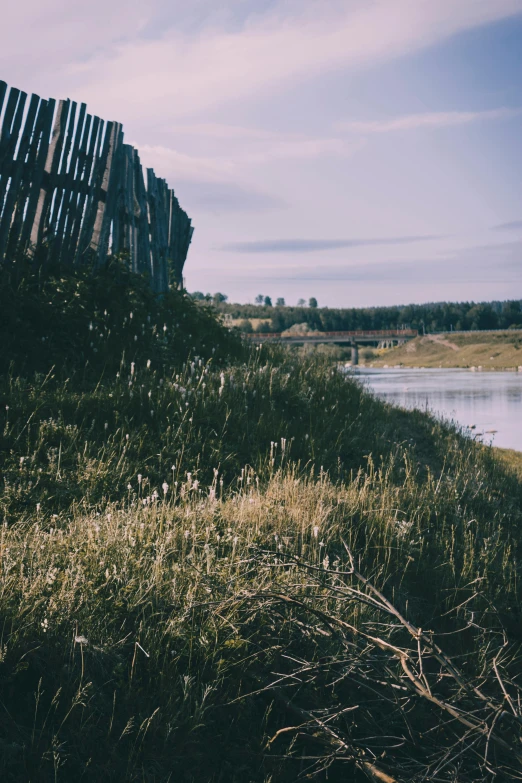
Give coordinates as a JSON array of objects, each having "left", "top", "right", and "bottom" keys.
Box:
[{"left": 246, "top": 329, "right": 418, "bottom": 364}]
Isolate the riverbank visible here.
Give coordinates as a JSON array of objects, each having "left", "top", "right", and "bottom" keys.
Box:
[
  {"left": 2, "top": 266, "right": 522, "bottom": 781},
  {"left": 370, "top": 330, "right": 522, "bottom": 369}
]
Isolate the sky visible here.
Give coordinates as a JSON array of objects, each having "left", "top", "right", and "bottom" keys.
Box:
[{"left": 2, "top": 0, "right": 522, "bottom": 307}]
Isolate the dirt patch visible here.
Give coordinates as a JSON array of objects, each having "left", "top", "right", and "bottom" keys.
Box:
[{"left": 425, "top": 334, "right": 460, "bottom": 351}]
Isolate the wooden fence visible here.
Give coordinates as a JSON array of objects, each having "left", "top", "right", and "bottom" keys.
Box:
[{"left": 0, "top": 80, "right": 193, "bottom": 291}]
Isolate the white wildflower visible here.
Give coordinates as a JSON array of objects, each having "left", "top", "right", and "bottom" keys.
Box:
[{"left": 75, "top": 635, "right": 89, "bottom": 645}]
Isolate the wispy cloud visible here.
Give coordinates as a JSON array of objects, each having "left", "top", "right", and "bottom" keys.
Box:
[
  {"left": 493, "top": 220, "right": 522, "bottom": 231},
  {"left": 336, "top": 108, "right": 522, "bottom": 134},
  {"left": 8, "top": 0, "right": 521, "bottom": 121},
  {"left": 176, "top": 181, "right": 286, "bottom": 214},
  {"left": 163, "top": 124, "right": 362, "bottom": 163},
  {"left": 220, "top": 236, "right": 444, "bottom": 253}
]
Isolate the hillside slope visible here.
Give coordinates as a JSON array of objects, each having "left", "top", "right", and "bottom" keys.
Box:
[
  {"left": 372, "top": 330, "right": 522, "bottom": 368},
  {"left": 2, "top": 266, "right": 522, "bottom": 781}
]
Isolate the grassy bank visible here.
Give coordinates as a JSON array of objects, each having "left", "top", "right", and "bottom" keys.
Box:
[
  {"left": 371, "top": 331, "right": 522, "bottom": 369},
  {"left": 2, "top": 266, "right": 522, "bottom": 781}
]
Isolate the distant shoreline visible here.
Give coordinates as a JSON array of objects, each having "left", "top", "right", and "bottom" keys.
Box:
[{"left": 368, "top": 331, "right": 522, "bottom": 371}]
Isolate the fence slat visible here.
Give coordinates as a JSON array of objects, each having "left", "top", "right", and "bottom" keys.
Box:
[
  {"left": 134, "top": 150, "right": 151, "bottom": 277},
  {"left": 0, "top": 80, "right": 192, "bottom": 287},
  {"left": 6, "top": 94, "right": 48, "bottom": 259},
  {"left": 0, "top": 89, "right": 27, "bottom": 223},
  {"left": 0, "top": 81, "right": 7, "bottom": 117},
  {"left": 77, "top": 117, "right": 107, "bottom": 261},
  {"left": 53, "top": 103, "right": 87, "bottom": 265},
  {"left": 18, "top": 98, "right": 56, "bottom": 254},
  {"left": 65, "top": 113, "right": 98, "bottom": 263},
  {"left": 0, "top": 93, "right": 40, "bottom": 261},
  {"left": 97, "top": 125, "right": 123, "bottom": 264},
  {"left": 29, "top": 99, "right": 70, "bottom": 249}
]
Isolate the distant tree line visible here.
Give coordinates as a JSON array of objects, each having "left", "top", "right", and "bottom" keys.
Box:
[{"left": 189, "top": 293, "right": 522, "bottom": 333}]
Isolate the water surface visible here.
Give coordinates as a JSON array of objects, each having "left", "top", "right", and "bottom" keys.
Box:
[{"left": 355, "top": 368, "right": 522, "bottom": 451}]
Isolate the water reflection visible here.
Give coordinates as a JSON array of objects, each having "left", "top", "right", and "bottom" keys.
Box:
[{"left": 355, "top": 368, "right": 522, "bottom": 451}]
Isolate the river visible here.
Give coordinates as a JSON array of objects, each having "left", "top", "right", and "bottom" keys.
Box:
[{"left": 354, "top": 368, "right": 522, "bottom": 451}]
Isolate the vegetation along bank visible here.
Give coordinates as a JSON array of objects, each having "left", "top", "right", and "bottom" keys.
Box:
[
  {"left": 371, "top": 330, "right": 522, "bottom": 369},
  {"left": 1, "top": 262, "right": 522, "bottom": 781}
]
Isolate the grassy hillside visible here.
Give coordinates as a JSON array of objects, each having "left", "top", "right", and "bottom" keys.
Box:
[
  {"left": 2, "top": 265, "right": 522, "bottom": 781},
  {"left": 372, "top": 331, "right": 522, "bottom": 369}
]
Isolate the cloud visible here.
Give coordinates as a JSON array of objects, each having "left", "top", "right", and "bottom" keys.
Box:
[
  {"left": 128, "top": 143, "right": 235, "bottom": 183},
  {"left": 493, "top": 220, "right": 522, "bottom": 231},
  {"left": 336, "top": 108, "right": 522, "bottom": 134},
  {"left": 6, "top": 0, "right": 521, "bottom": 121},
  {"left": 225, "top": 242, "right": 522, "bottom": 285},
  {"left": 162, "top": 124, "right": 362, "bottom": 163},
  {"left": 220, "top": 236, "right": 444, "bottom": 253},
  {"left": 176, "top": 181, "right": 286, "bottom": 214}
]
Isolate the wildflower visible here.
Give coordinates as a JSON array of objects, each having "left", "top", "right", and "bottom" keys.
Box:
[
  {"left": 130, "top": 362, "right": 135, "bottom": 376},
  {"left": 147, "top": 359, "right": 151, "bottom": 369},
  {"left": 41, "top": 618, "right": 48, "bottom": 632},
  {"left": 75, "top": 635, "right": 89, "bottom": 645},
  {"left": 162, "top": 482, "right": 169, "bottom": 496},
  {"left": 127, "top": 483, "right": 132, "bottom": 491},
  {"left": 104, "top": 422, "right": 108, "bottom": 431},
  {"left": 193, "top": 480, "right": 199, "bottom": 490},
  {"left": 151, "top": 490, "right": 159, "bottom": 502},
  {"left": 138, "top": 474, "right": 143, "bottom": 485},
  {"left": 323, "top": 555, "right": 330, "bottom": 570},
  {"left": 126, "top": 434, "right": 129, "bottom": 441}
]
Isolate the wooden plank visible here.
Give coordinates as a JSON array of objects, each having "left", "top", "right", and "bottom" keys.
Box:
[
  {"left": 18, "top": 97, "right": 56, "bottom": 254},
  {"left": 120, "top": 143, "right": 132, "bottom": 260},
  {"left": 126, "top": 145, "right": 139, "bottom": 272},
  {"left": 0, "top": 87, "right": 21, "bottom": 170},
  {"left": 64, "top": 113, "right": 98, "bottom": 263},
  {"left": 167, "top": 191, "right": 178, "bottom": 286},
  {"left": 46, "top": 100, "right": 77, "bottom": 254},
  {"left": 128, "top": 146, "right": 139, "bottom": 273},
  {"left": 0, "top": 81, "right": 7, "bottom": 117},
  {"left": 77, "top": 117, "right": 108, "bottom": 261},
  {"left": 29, "top": 99, "right": 70, "bottom": 250},
  {"left": 96, "top": 124, "right": 123, "bottom": 264},
  {"left": 0, "top": 92, "right": 40, "bottom": 261},
  {"left": 53, "top": 102, "right": 87, "bottom": 264},
  {"left": 133, "top": 149, "right": 151, "bottom": 277},
  {"left": 6, "top": 93, "right": 47, "bottom": 259},
  {"left": 158, "top": 179, "right": 170, "bottom": 291},
  {"left": 146, "top": 168, "right": 159, "bottom": 289},
  {"left": 0, "top": 89, "right": 27, "bottom": 223}
]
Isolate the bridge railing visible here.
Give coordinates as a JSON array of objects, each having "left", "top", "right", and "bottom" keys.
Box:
[
  {"left": 0, "top": 80, "right": 193, "bottom": 290},
  {"left": 248, "top": 329, "right": 418, "bottom": 340}
]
